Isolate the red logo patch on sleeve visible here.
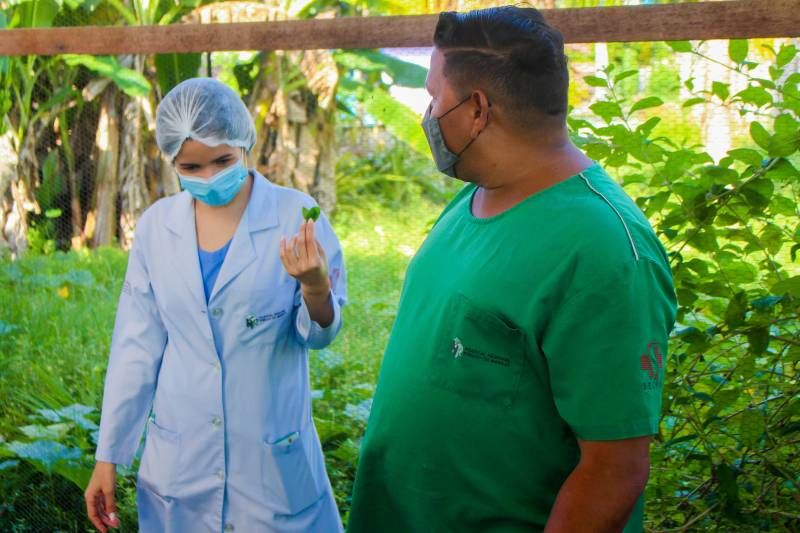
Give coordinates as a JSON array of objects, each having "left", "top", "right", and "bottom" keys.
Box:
[{"left": 640, "top": 341, "right": 665, "bottom": 388}]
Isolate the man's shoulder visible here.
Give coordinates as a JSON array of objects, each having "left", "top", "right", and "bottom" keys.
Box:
[{"left": 433, "top": 184, "right": 475, "bottom": 227}]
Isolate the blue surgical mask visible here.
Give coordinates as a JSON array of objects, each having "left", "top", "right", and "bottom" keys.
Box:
[
  {"left": 421, "top": 96, "right": 480, "bottom": 178},
  {"left": 178, "top": 157, "right": 249, "bottom": 206}
]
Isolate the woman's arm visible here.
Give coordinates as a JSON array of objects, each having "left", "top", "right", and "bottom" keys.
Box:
[
  {"left": 280, "top": 215, "right": 347, "bottom": 349},
  {"left": 87, "top": 216, "right": 167, "bottom": 531}
]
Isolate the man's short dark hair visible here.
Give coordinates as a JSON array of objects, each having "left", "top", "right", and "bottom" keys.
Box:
[{"left": 433, "top": 6, "right": 569, "bottom": 125}]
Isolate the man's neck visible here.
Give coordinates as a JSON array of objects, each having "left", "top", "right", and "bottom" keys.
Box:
[{"left": 470, "top": 141, "right": 594, "bottom": 219}]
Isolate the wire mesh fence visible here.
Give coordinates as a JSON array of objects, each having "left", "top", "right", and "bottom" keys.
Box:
[{"left": 1, "top": 0, "right": 800, "bottom": 531}]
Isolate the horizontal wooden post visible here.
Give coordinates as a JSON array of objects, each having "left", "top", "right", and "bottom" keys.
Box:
[{"left": 1, "top": 1, "right": 798, "bottom": 57}]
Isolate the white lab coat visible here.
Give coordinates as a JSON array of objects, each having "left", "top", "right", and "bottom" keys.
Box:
[{"left": 95, "top": 171, "right": 347, "bottom": 532}]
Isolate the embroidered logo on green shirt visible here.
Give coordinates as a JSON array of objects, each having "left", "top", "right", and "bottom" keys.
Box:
[
  {"left": 640, "top": 341, "right": 665, "bottom": 390},
  {"left": 451, "top": 337, "right": 510, "bottom": 367}
]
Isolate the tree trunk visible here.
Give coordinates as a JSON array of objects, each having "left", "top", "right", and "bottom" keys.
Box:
[
  {"left": 0, "top": 119, "right": 44, "bottom": 257},
  {"left": 118, "top": 56, "right": 151, "bottom": 250},
  {"left": 57, "top": 110, "right": 85, "bottom": 249},
  {"left": 253, "top": 49, "right": 339, "bottom": 213},
  {"left": 0, "top": 131, "right": 25, "bottom": 257},
  {"left": 90, "top": 87, "right": 120, "bottom": 247}
]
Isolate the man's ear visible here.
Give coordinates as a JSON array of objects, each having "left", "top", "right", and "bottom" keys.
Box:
[{"left": 470, "top": 90, "right": 491, "bottom": 138}]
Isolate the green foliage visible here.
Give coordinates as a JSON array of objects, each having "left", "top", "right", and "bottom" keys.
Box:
[
  {"left": 8, "top": 0, "right": 61, "bottom": 28},
  {"left": 336, "top": 49, "right": 429, "bottom": 155},
  {"left": 334, "top": 50, "right": 427, "bottom": 88},
  {"left": 571, "top": 44, "right": 800, "bottom": 531},
  {"left": 335, "top": 132, "right": 456, "bottom": 208},
  {"left": 154, "top": 52, "right": 202, "bottom": 95},
  {"left": 339, "top": 77, "right": 429, "bottom": 155},
  {"left": 61, "top": 54, "right": 151, "bottom": 97}
]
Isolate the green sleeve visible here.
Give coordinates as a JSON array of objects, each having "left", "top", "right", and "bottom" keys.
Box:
[{"left": 541, "top": 258, "right": 677, "bottom": 441}]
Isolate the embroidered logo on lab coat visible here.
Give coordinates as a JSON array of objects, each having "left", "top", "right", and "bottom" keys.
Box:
[{"left": 245, "top": 310, "right": 287, "bottom": 329}]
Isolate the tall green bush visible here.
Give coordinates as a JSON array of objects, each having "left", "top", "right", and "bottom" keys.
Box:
[{"left": 571, "top": 41, "right": 799, "bottom": 530}]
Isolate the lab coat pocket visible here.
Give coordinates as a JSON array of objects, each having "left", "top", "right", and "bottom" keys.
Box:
[
  {"left": 261, "top": 431, "right": 326, "bottom": 516},
  {"left": 431, "top": 293, "right": 525, "bottom": 406},
  {"left": 239, "top": 286, "right": 294, "bottom": 346},
  {"left": 138, "top": 419, "right": 181, "bottom": 499}
]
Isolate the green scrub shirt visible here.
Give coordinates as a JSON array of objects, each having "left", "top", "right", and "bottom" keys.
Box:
[{"left": 348, "top": 163, "right": 677, "bottom": 532}]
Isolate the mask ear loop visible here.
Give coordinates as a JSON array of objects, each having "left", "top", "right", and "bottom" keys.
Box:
[
  {"left": 455, "top": 97, "right": 491, "bottom": 157},
  {"left": 449, "top": 97, "right": 491, "bottom": 180}
]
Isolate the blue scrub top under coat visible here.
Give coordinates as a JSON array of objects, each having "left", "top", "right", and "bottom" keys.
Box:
[
  {"left": 200, "top": 240, "right": 232, "bottom": 359},
  {"left": 95, "top": 171, "right": 347, "bottom": 532},
  {"left": 199, "top": 240, "right": 232, "bottom": 305}
]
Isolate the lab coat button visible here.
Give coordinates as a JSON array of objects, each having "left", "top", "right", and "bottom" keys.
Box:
[
  {"left": 212, "top": 361, "right": 220, "bottom": 370},
  {"left": 211, "top": 416, "right": 222, "bottom": 428},
  {"left": 215, "top": 469, "right": 225, "bottom": 480},
  {"left": 212, "top": 308, "right": 223, "bottom": 318},
  {"left": 224, "top": 524, "right": 235, "bottom": 532}
]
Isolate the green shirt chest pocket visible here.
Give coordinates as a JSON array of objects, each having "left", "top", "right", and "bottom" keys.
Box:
[{"left": 430, "top": 293, "right": 526, "bottom": 406}]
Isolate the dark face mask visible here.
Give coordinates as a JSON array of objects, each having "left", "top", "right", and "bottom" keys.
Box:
[{"left": 420, "top": 96, "right": 483, "bottom": 178}]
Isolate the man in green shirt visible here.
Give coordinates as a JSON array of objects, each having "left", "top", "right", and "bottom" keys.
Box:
[{"left": 348, "top": 6, "right": 677, "bottom": 533}]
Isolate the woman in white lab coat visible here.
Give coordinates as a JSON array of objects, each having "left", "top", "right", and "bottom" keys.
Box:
[{"left": 83, "top": 78, "right": 347, "bottom": 533}]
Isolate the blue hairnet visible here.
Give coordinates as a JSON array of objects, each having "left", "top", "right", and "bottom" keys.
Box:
[{"left": 155, "top": 78, "right": 257, "bottom": 161}]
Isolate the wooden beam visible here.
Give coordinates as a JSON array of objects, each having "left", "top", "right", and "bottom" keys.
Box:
[{"left": 1, "top": 0, "right": 798, "bottom": 57}]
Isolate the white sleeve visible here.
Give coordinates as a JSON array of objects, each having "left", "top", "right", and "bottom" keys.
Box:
[
  {"left": 95, "top": 218, "right": 167, "bottom": 466},
  {"left": 293, "top": 210, "right": 347, "bottom": 350}
]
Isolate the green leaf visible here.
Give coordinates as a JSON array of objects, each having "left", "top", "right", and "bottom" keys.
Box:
[
  {"left": 760, "top": 223, "right": 784, "bottom": 255},
  {"left": 724, "top": 291, "right": 748, "bottom": 328},
  {"left": 749, "top": 122, "right": 771, "bottom": 150},
  {"left": 776, "top": 44, "right": 797, "bottom": 68},
  {"left": 739, "top": 409, "right": 765, "bottom": 447},
  {"left": 5, "top": 440, "right": 83, "bottom": 473},
  {"left": 768, "top": 133, "right": 800, "bottom": 158},
  {"left": 637, "top": 117, "right": 661, "bottom": 137},
  {"left": 589, "top": 101, "right": 623, "bottom": 123},
  {"left": 666, "top": 40, "right": 692, "bottom": 53},
  {"left": 613, "top": 70, "right": 638, "bottom": 85},
  {"left": 35, "top": 149, "right": 63, "bottom": 208},
  {"left": 339, "top": 78, "right": 428, "bottom": 155},
  {"left": 747, "top": 326, "right": 770, "bottom": 356},
  {"left": 775, "top": 113, "right": 799, "bottom": 137},
  {"left": 584, "top": 75, "right": 608, "bottom": 88},
  {"left": 10, "top": 0, "right": 61, "bottom": 28},
  {"left": 729, "top": 39, "right": 749, "bottom": 64},
  {"left": 712, "top": 81, "right": 730, "bottom": 101},
  {"left": 767, "top": 159, "right": 800, "bottom": 182},
  {"left": 714, "top": 388, "right": 740, "bottom": 410},
  {"left": 19, "top": 423, "right": 71, "bottom": 439},
  {"left": 630, "top": 96, "right": 663, "bottom": 114},
  {"left": 61, "top": 55, "right": 151, "bottom": 98},
  {"left": 154, "top": 53, "right": 202, "bottom": 96},
  {"left": 54, "top": 462, "right": 92, "bottom": 490},
  {"left": 682, "top": 97, "right": 706, "bottom": 108},
  {"left": 45, "top": 208, "right": 62, "bottom": 219},
  {"left": 740, "top": 178, "right": 774, "bottom": 210},
  {"left": 302, "top": 206, "right": 320, "bottom": 221},
  {"left": 770, "top": 115, "right": 800, "bottom": 157},
  {"left": 715, "top": 462, "right": 742, "bottom": 519},
  {"left": 726, "top": 148, "right": 761, "bottom": 167},
  {"left": 735, "top": 86, "right": 772, "bottom": 107},
  {"left": 335, "top": 50, "right": 427, "bottom": 88},
  {"left": 772, "top": 276, "right": 800, "bottom": 297}
]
